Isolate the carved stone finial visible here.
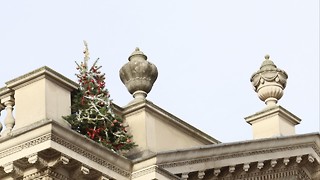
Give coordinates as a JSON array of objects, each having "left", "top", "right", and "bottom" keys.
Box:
[
  {"left": 250, "top": 55, "right": 288, "bottom": 107},
  {"left": 120, "top": 48, "right": 158, "bottom": 103}
]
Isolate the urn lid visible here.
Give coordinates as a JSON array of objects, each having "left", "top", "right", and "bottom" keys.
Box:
[{"left": 128, "top": 47, "right": 147, "bottom": 61}]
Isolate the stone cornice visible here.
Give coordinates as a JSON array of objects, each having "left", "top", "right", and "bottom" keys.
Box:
[
  {"left": 131, "top": 165, "right": 180, "bottom": 180},
  {"left": 5, "top": 66, "right": 78, "bottom": 91},
  {"left": 49, "top": 120, "right": 133, "bottom": 178},
  {"left": 245, "top": 105, "right": 301, "bottom": 125},
  {"left": 0, "top": 87, "right": 13, "bottom": 99},
  {"left": 0, "top": 119, "right": 132, "bottom": 179},
  {"left": 122, "top": 100, "right": 220, "bottom": 144},
  {"left": 156, "top": 133, "right": 320, "bottom": 168}
]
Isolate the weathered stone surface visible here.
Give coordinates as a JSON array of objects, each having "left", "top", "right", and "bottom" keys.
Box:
[{"left": 119, "top": 48, "right": 158, "bottom": 103}]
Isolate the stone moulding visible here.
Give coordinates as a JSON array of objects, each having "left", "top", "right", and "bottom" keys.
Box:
[
  {"left": 21, "top": 168, "right": 71, "bottom": 180},
  {"left": 131, "top": 165, "right": 180, "bottom": 180},
  {"left": 5, "top": 66, "right": 78, "bottom": 91},
  {"left": 245, "top": 105, "right": 301, "bottom": 125},
  {"left": 0, "top": 133, "right": 51, "bottom": 159},
  {"left": 0, "top": 119, "right": 132, "bottom": 179},
  {"left": 157, "top": 134, "right": 320, "bottom": 170},
  {"left": 158, "top": 143, "right": 319, "bottom": 169},
  {"left": 51, "top": 134, "right": 131, "bottom": 178}
]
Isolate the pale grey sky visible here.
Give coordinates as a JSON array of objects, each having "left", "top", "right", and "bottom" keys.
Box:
[{"left": 0, "top": 0, "right": 319, "bottom": 142}]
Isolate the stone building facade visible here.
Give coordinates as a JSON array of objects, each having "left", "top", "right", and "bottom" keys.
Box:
[{"left": 0, "top": 49, "right": 319, "bottom": 179}]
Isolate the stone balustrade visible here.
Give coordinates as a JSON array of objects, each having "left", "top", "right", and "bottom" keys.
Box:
[
  {"left": 0, "top": 66, "right": 78, "bottom": 137},
  {"left": 0, "top": 87, "right": 15, "bottom": 137}
]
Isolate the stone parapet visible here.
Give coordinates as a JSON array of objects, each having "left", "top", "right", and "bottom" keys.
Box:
[
  {"left": 122, "top": 100, "right": 220, "bottom": 157},
  {"left": 5, "top": 66, "right": 78, "bottom": 130}
]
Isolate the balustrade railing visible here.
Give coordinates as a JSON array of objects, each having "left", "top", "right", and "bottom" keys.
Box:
[
  {"left": 0, "top": 103, "right": 4, "bottom": 132},
  {"left": 0, "top": 87, "right": 15, "bottom": 137}
]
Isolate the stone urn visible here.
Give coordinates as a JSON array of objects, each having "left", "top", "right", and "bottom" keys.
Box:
[
  {"left": 250, "top": 55, "right": 288, "bottom": 106},
  {"left": 119, "top": 48, "right": 158, "bottom": 102}
]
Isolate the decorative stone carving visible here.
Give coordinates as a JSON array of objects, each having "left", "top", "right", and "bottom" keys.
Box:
[
  {"left": 2, "top": 162, "right": 23, "bottom": 178},
  {"left": 243, "top": 163, "right": 250, "bottom": 172},
  {"left": 181, "top": 172, "right": 189, "bottom": 180},
  {"left": 308, "top": 154, "right": 314, "bottom": 163},
  {"left": 120, "top": 48, "right": 158, "bottom": 103},
  {"left": 296, "top": 156, "right": 302, "bottom": 163},
  {"left": 198, "top": 170, "right": 205, "bottom": 179},
  {"left": 283, "top": 157, "right": 290, "bottom": 166},
  {"left": 229, "top": 166, "right": 235, "bottom": 173},
  {"left": 60, "top": 155, "right": 70, "bottom": 165},
  {"left": 81, "top": 165, "right": 90, "bottom": 175},
  {"left": 27, "top": 153, "right": 47, "bottom": 170},
  {"left": 250, "top": 55, "right": 288, "bottom": 106},
  {"left": 257, "top": 161, "right": 264, "bottom": 170},
  {"left": 3, "top": 162, "right": 14, "bottom": 173},
  {"left": 27, "top": 153, "right": 39, "bottom": 164},
  {"left": 214, "top": 168, "right": 221, "bottom": 176}
]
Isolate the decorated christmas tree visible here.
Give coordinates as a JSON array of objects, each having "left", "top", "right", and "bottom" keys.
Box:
[{"left": 64, "top": 41, "right": 135, "bottom": 153}]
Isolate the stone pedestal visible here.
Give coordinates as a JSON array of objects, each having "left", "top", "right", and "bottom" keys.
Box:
[
  {"left": 245, "top": 106, "right": 301, "bottom": 139},
  {"left": 6, "top": 66, "right": 78, "bottom": 129}
]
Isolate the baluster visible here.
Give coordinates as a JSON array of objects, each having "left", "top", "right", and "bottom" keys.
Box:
[
  {"left": 0, "top": 103, "right": 4, "bottom": 133},
  {"left": 1, "top": 95, "right": 15, "bottom": 136}
]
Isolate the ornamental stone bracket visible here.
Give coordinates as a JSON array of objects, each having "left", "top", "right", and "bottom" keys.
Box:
[
  {"left": 26, "top": 153, "right": 48, "bottom": 170},
  {"left": 156, "top": 133, "right": 320, "bottom": 180},
  {"left": 0, "top": 149, "right": 115, "bottom": 180},
  {"left": 47, "top": 154, "right": 70, "bottom": 168},
  {"left": 0, "top": 162, "right": 23, "bottom": 179}
]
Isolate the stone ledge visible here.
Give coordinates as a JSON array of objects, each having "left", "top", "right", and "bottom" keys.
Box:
[{"left": 6, "top": 66, "right": 78, "bottom": 91}]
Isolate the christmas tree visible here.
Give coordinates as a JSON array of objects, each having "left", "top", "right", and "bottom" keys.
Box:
[{"left": 64, "top": 41, "right": 135, "bottom": 153}]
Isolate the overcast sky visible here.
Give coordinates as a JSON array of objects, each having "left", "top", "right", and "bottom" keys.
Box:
[{"left": 0, "top": 1, "right": 319, "bottom": 142}]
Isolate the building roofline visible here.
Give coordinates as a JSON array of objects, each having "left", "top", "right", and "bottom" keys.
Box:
[{"left": 122, "top": 99, "right": 221, "bottom": 145}]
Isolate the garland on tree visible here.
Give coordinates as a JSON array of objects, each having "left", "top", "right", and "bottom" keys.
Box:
[{"left": 63, "top": 41, "right": 135, "bottom": 153}]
